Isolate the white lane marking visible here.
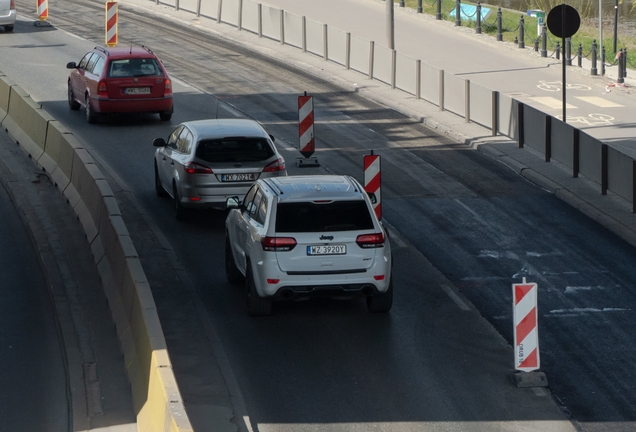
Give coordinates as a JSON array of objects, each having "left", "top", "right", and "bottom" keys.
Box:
[
  {"left": 386, "top": 227, "right": 407, "bottom": 248},
  {"left": 564, "top": 286, "right": 606, "bottom": 294},
  {"left": 575, "top": 96, "right": 623, "bottom": 108},
  {"left": 529, "top": 97, "right": 577, "bottom": 109},
  {"left": 170, "top": 76, "right": 192, "bottom": 89},
  {"left": 441, "top": 284, "right": 471, "bottom": 311},
  {"left": 548, "top": 307, "right": 628, "bottom": 315}
]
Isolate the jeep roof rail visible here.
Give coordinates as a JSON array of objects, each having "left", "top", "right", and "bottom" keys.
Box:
[{"left": 262, "top": 178, "right": 284, "bottom": 196}]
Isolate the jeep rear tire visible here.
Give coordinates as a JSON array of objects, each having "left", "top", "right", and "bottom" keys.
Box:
[
  {"left": 246, "top": 264, "right": 271, "bottom": 316},
  {"left": 366, "top": 278, "right": 393, "bottom": 313}
]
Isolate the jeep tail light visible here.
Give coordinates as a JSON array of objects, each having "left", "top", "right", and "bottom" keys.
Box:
[
  {"left": 261, "top": 236, "right": 296, "bottom": 252},
  {"left": 97, "top": 80, "right": 108, "bottom": 97},
  {"left": 263, "top": 158, "right": 285, "bottom": 173},
  {"left": 184, "top": 162, "right": 213, "bottom": 174},
  {"left": 164, "top": 78, "right": 172, "bottom": 96},
  {"left": 356, "top": 233, "right": 385, "bottom": 248},
  {"left": 10, "top": 0, "right": 15, "bottom": 9}
]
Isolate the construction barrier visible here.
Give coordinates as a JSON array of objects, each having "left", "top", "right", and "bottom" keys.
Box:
[
  {"left": 0, "top": 68, "right": 194, "bottom": 432},
  {"left": 105, "top": 2, "right": 118, "bottom": 47},
  {"left": 298, "top": 93, "right": 314, "bottom": 158},
  {"left": 37, "top": 0, "right": 48, "bottom": 21},
  {"left": 363, "top": 152, "right": 382, "bottom": 220},
  {"left": 513, "top": 279, "right": 540, "bottom": 372}
]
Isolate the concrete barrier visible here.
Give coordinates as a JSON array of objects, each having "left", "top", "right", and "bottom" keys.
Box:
[
  {"left": 0, "top": 68, "right": 194, "bottom": 431},
  {"left": 0, "top": 75, "right": 12, "bottom": 123},
  {"left": 1, "top": 85, "right": 53, "bottom": 161}
]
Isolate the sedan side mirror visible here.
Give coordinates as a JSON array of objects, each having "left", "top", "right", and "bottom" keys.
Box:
[
  {"left": 66, "top": 62, "right": 77, "bottom": 69},
  {"left": 153, "top": 138, "right": 167, "bottom": 147},
  {"left": 269, "top": 134, "right": 276, "bottom": 143},
  {"left": 226, "top": 196, "right": 241, "bottom": 210}
]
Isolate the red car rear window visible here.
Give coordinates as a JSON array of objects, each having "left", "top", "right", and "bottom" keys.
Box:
[{"left": 107, "top": 58, "right": 164, "bottom": 78}]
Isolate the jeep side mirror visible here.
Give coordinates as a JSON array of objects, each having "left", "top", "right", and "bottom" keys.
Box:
[
  {"left": 226, "top": 196, "right": 240, "bottom": 209},
  {"left": 367, "top": 192, "right": 377, "bottom": 204},
  {"left": 153, "top": 138, "right": 167, "bottom": 147},
  {"left": 269, "top": 134, "right": 276, "bottom": 142}
]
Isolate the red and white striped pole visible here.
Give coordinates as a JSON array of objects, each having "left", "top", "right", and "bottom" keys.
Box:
[
  {"left": 363, "top": 152, "right": 381, "bottom": 220},
  {"left": 298, "top": 92, "right": 314, "bottom": 158},
  {"left": 105, "top": 2, "right": 118, "bottom": 47},
  {"left": 513, "top": 278, "right": 540, "bottom": 372},
  {"left": 36, "top": 0, "right": 48, "bottom": 22}
]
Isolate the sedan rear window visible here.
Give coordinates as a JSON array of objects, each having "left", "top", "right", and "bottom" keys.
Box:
[
  {"left": 275, "top": 201, "right": 374, "bottom": 232},
  {"left": 107, "top": 58, "right": 164, "bottom": 78},
  {"left": 195, "top": 138, "right": 275, "bottom": 163}
]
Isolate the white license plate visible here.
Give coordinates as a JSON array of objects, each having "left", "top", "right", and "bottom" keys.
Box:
[
  {"left": 124, "top": 87, "right": 151, "bottom": 95},
  {"left": 307, "top": 245, "right": 346, "bottom": 255},
  {"left": 222, "top": 173, "right": 255, "bottom": 182}
]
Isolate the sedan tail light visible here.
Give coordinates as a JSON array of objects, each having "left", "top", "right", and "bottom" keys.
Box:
[
  {"left": 10, "top": 0, "right": 15, "bottom": 9},
  {"left": 97, "top": 80, "right": 108, "bottom": 97},
  {"left": 263, "top": 158, "right": 285, "bottom": 173},
  {"left": 164, "top": 79, "right": 172, "bottom": 96},
  {"left": 184, "top": 162, "right": 213, "bottom": 174},
  {"left": 261, "top": 237, "right": 296, "bottom": 252},
  {"left": 356, "top": 233, "right": 385, "bottom": 248}
]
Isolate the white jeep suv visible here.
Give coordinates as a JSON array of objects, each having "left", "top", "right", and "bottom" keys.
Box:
[{"left": 225, "top": 175, "right": 392, "bottom": 316}]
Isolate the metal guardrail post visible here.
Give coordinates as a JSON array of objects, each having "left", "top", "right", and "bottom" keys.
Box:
[
  {"left": 417, "top": 0, "right": 422, "bottom": 13},
  {"left": 573, "top": 129, "right": 579, "bottom": 178},
  {"left": 545, "top": 116, "right": 552, "bottom": 162},
  {"left": 591, "top": 40, "right": 598, "bottom": 75},
  {"left": 346, "top": 32, "right": 351, "bottom": 70},
  {"left": 601, "top": 144, "right": 608, "bottom": 195},
  {"left": 439, "top": 70, "right": 444, "bottom": 112},
  {"left": 476, "top": 3, "right": 481, "bottom": 34},
  {"left": 323, "top": 24, "right": 328, "bottom": 61},
  {"left": 566, "top": 38, "right": 572, "bottom": 66},
  {"left": 555, "top": 41, "right": 560, "bottom": 60},
  {"left": 496, "top": 8, "right": 502, "bottom": 41},
  {"left": 238, "top": 0, "right": 243, "bottom": 31},
  {"left": 518, "top": 102, "right": 524, "bottom": 148},
  {"left": 455, "top": 0, "right": 462, "bottom": 26},
  {"left": 624, "top": 48, "right": 628, "bottom": 77},
  {"left": 436, "top": 0, "right": 442, "bottom": 20},
  {"left": 369, "top": 41, "right": 374, "bottom": 79},
  {"left": 196, "top": 0, "right": 201, "bottom": 17},
  {"left": 465, "top": 80, "right": 470, "bottom": 123},
  {"left": 541, "top": 24, "right": 547, "bottom": 57},
  {"left": 280, "top": 10, "right": 284, "bottom": 45},
  {"left": 301, "top": 16, "right": 306, "bottom": 51},
  {"left": 217, "top": 0, "right": 223, "bottom": 23},
  {"left": 416, "top": 59, "right": 421, "bottom": 100},
  {"left": 518, "top": 15, "right": 524, "bottom": 48},
  {"left": 578, "top": 43, "right": 582, "bottom": 67},
  {"left": 176, "top": 0, "right": 180, "bottom": 12},
  {"left": 491, "top": 91, "right": 498, "bottom": 136},
  {"left": 257, "top": 4, "right": 262, "bottom": 37},
  {"left": 391, "top": 50, "right": 396, "bottom": 89}
]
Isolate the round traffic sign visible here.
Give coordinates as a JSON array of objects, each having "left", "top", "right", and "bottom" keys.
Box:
[{"left": 547, "top": 4, "right": 580, "bottom": 39}]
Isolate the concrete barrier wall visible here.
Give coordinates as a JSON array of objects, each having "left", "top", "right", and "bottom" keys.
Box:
[
  {"left": 0, "top": 69, "right": 193, "bottom": 432},
  {"left": 0, "top": 75, "right": 12, "bottom": 122}
]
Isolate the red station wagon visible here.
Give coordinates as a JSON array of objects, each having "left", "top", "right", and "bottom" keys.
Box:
[{"left": 66, "top": 46, "right": 173, "bottom": 123}]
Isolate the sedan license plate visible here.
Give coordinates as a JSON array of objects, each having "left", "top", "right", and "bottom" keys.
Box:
[
  {"left": 124, "top": 87, "right": 151, "bottom": 95},
  {"left": 307, "top": 245, "right": 346, "bottom": 256},
  {"left": 221, "top": 173, "right": 255, "bottom": 182}
]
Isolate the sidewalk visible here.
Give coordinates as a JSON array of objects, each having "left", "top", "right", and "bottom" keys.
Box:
[{"left": 118, "top": 0, "right": 636, "bottom": 251}]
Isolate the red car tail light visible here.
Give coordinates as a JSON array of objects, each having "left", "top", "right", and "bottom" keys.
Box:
[
  {"left": 10, "top": 0, "right": 15, "bottom": 9},
  {"left": 97, "top": 80, "right": 108, "bottom": 97},
  {"left": 263, "top": 158, "right": 285, "bottom": 173},
  {"left": 356, "top": 233, "right": 385, "bottom": 248},
  {"left": 261, "top": 237, "right": 296, "bottom": 252},
  {"left": 184, "top": 162, "right": 213, "bottom": 174},
  {"left": 164, "top": 78, "right": 172, "bottom": 96}
]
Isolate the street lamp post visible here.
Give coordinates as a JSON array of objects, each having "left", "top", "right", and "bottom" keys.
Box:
[{"left": 599, "top": 0, "right": 603, "bottom": 61}]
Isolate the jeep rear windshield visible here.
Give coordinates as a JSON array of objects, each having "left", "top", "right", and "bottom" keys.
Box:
[
  {"left": 275, "top": 201, "right": 374, "bottom": 232},
  {"left": 195, "top": 138, "right": 275, "bottom": 163},
  {"left": 107, "top": 58, "right": 164, "bottom": 78}
]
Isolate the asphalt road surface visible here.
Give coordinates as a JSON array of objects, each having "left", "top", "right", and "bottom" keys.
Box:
[
  {"left": 2, "top": 1, "right": 636, "bottom": 431},
  {"left": 0, "top": 136, "right": 69, "bottom": 431}
]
